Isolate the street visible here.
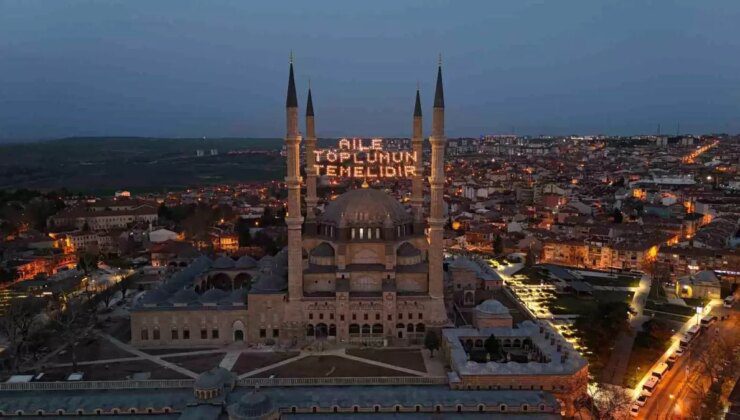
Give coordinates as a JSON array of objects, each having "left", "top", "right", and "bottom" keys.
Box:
[{"left": 637, "top": 305, "right": 738, "bottom": 419}]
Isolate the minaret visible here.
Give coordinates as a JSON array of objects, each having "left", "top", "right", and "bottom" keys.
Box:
[
  {"left": 284, "top": 55, "right": 303, "bottom": 301},
  {"left": 304, "top": 83, "right": 318, "bottom": 234},
  {"left": 411, "top": 87, "right": 424, "bottom": 231},
  {"left": 427, "top": 57, "right": 446, "bottom": 302}
]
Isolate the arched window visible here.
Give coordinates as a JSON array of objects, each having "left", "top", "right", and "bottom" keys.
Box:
[
  {"left": 407, "top": 323, "right": 414, "bottom": 332},
  {"left": 367, "top": 228, "right": 373, "bottom": 239},
  {"left": 361, "top": 324, "right": 371, "bottom": 334},
  {"left": 352, "top": 229, "right": 356, "bottom": 239},
  {"left": 349, "top": 324, "right": 360, "bottom": 334},
  {"left": 416, "top": 323, "right": 425, "bottom": 333},
  {"left": 359, "top": 228, "right": 364, "bottom": 239},
  {"left": 306, "top": 324, "right": 315, "bottom": 336},
  {"left": 329, "top": 324, "right": 336, "bottom": 336},
  {"left": 372, "top": 323, "right": 383, "bottom": 334}
]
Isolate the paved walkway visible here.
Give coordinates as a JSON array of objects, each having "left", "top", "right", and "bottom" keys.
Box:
[
  {"left": 219, "top": 350, "right": 241, "bottom": 370},
  {"left": 420, "top": 349, "right": 446, "bottom": 376}
]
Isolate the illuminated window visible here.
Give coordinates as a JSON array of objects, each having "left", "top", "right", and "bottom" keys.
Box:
[{"left": 359, "top": 228, "right": 364, "bottom": 239}]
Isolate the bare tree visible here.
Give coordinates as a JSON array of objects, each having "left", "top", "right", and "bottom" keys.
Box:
[
  {"left": 49, "top": 293, "right": 94, "bottom": 371},
  {"left": 586, "top": 383, "right": 633, "bottom": 420},
  {"left": 685, "top": 334, "right": 738, "bottom": 419},
  {"left": 0, "top": 297, "right": 44, "bottom": 372}
]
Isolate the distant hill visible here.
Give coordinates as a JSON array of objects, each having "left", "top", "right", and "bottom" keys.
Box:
[{"left": 0, "top": 137, "right": 286, "bottom": 193}]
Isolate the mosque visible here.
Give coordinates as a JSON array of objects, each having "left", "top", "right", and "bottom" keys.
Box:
[{"left": 131, "top": 59, "right": 451, "bottom": 348}]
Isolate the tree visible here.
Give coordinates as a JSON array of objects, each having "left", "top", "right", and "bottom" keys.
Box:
[
  {"left": 0, "top": 297, "right": 44, "bottom": 372},
  {"left": 612, "top": 208, "right": 623, "bottom": 224},
  {"left": 49, "top": 293, "right": 95, "bottom": 371},
  {"left": 424, "top": 330, "right": 440, "bottom": 357},
  {"left": 235, "top": 217, "right": 252, "bottom": 247},
  {"left": 492, "top": 235, "right": 504, "bottom": 255},
  {"left": 76, "top": 253, "right": 99, "bottom": 275},
  {"left": 586, "top": 383, "right": 633, "bottom": 420},
  {"left": 484, "top": 334, "right": 504, "bottom": 361},
  {"left": 525, "top": 247, "right": 537, "bottom": 267}
]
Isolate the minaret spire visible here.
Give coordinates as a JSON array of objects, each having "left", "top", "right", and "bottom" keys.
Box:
[
  {"left": 414, "top": 88, "right": 422, "bottom": 118},
  {"left": 304, "top": 82, "right": 318, "bottom": 227},
  {"left": 427, "top": 56, "right": 447, "bottom": 311},
  {"left": 411, "top": 87, "right": 424, "bottom": 226},
  {"left": 286, "top": 55, "right": 298, "bottom": 108},
  {"left": 306, "top": 85, "right": 314, "bottom": 117},
  {"left": 284, "top": 55, "right": 303, "bottom": 309},
  {"left": 434, "top": 58, "right": 445, "bottom": 109}
]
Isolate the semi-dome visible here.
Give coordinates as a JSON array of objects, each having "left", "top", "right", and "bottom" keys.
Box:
[
  {"left": 235, "top": 255, "right": 258, "bottom": 269},
  {"left": 170, "top": 288, "right": 199, "bottom": 305},
  {"left": 213, "top": 256, "right": 236, "bottom": 269},
  {"left": 227, "top": 390, "right": 276, "bottom": 420},
  {"left": 140, "top": 288, "right": 168, "bottom": 306},
  {"left": 321, "top": 188, "right": 410, "bottom": 226},
  {"left": 200, "top": 288, "right": 228, "bottom": 304}
]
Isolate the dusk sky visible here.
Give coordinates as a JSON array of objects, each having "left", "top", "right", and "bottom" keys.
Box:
[{"left": 2, "top": 0, "right": 740, "bottom": 140}]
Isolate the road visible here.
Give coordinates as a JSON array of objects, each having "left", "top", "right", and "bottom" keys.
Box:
[{"left": 637, "top": 305, "right": 738, "bottom": 419}]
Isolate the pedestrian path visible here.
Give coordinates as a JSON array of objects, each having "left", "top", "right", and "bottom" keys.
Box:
[
  {"left": 420, "top": 349, "right": 446, "bottom": 376},
  {"left": 219, "top": 350, "right": 242, "bottom": 370}
]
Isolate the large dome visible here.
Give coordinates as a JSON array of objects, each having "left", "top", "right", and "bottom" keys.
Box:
[{"left": 321, "top": 188, "right": 411, "bottom": 226}]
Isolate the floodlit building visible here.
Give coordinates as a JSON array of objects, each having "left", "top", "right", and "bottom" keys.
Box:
[{"left": 131, "top": 59, "right": 451, "bottom": 348}]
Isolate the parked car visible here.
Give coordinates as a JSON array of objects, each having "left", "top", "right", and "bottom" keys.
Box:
[
  {"left": 630, "top": 404, "right": 640, "bottom": 417},
  {"left": 636, "top": 393, "right": 649, "bottom": 407}
]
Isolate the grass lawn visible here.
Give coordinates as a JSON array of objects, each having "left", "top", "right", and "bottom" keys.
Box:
[
  {"left": 682, "top": 297, "right": 709, "bottom": 308},
  {"left": 645, "top": 301, "right": 695, "bottom": 316},
  {"left": 646, "top": 311, "right": 691, "bottom": 323},
  {"left": 548, "top": 296, "right": 598, "bottom": 315},
  {"left": 253, "top": 355, "right": 413, "bottom": 378},
  {"left": 163, "top": 353, "right": 227, "bottom": 374},
  {"left": 582, "top": 275, "right": 641, "bottom": 288},
  {"left": 345, "top": 348, "right": 426, "bottom": 372},
  {"left": 593, "top": 290, "right": 634, "bottom": 304},
  {"left": 514, "top": 266, "right": 551, "bottom": 285},
  {"left": 231, "top": 351, "right": 300, "bottom": 375},
  {"left": 40, "top": 359, "right": 188, "bottom": 381},
  {"left": 547, "top": 291, "right": 632, "bottom": 315}
]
